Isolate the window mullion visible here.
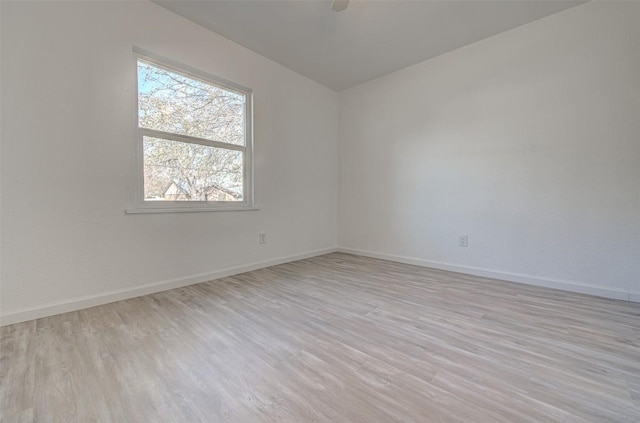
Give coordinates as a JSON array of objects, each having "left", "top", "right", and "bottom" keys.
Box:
[{"left": 139, "top": 128, "right": 245, "bottom": 152}]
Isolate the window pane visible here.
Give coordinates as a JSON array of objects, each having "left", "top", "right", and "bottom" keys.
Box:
[
  {"left": 143, "top": 136, "right": 243, "bottom": 202},
  {"left": 138, "top": 60, "right": 245, "bottom": 146}
]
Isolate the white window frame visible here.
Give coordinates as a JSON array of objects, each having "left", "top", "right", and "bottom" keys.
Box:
[{"left": 130, "top": 47, "right": 254, "bottom": 213}]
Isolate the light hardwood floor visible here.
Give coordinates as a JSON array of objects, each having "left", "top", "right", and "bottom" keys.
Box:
[{"left": 1, "top": 253, "right": 639, "bottom": 422}]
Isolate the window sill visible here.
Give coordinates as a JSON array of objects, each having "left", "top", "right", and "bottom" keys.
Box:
[{"left": 125, "top": 206, "right": 260, "bottom": 214}]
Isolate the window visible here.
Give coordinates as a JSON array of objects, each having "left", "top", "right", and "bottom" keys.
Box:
[{"left": 133, "top": 48, "right": 253, "bottom": 211}]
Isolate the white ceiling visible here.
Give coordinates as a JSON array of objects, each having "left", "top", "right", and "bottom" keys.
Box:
[{"left": 154, "top": 0, "right": 585, "bottom": 91}]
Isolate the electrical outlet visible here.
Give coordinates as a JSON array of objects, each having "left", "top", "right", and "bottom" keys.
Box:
[
  {"left": 259, "top": 232, "right": 267, "bottom": 244},
  {"left": 458, "top": 235, "right": 468, "bottom": 247}
]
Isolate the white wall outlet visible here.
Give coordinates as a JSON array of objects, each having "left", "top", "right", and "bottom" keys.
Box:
[
  {"left": 259, "top": 232, "right": 267, "bottom": 244},
  {"left": 458, "top": 235, "right": 469, "bottom": 247}
]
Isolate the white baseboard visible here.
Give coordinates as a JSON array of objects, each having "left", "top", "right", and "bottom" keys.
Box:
[
  {"left": 3, "top": 245, "right": 636, "bottom": 326},
  {"left": 0, "top": 247, "right": 338, "bottom": 326},
  {"left": 337, "top": 247, "right": 639, "bottom": 303}
]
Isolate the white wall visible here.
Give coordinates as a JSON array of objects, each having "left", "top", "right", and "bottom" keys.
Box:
[
  {"left": 339, "top": 2, "right": 640, "bottom": 301},
  {"left": 2, "top": 1, "right": 638, "bottom": 325},
  {"left": 0, "top": 1, "right": 338, "bottom": 323}
]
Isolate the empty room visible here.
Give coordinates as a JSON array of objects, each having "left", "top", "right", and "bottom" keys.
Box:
[{"left": 1, "top": 0, "right": 639, "bottom": 421}]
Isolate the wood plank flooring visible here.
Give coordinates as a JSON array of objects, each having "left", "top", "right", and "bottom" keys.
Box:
[{"left": 1, "top": 253, "right": 639, "bottom": 422}]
